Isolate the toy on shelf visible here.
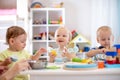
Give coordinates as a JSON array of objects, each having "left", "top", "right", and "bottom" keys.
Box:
[
  {"left": 59, "top": 16, "right": 63, "bottom": 24},
  {"left": 33, "top": 34, "right": 41, "bottom": 40},
  {"left": 41, "top": 32, "right": 46, "bottom": 40},
  {"left": 48, "top": 32, "right": 54, "bottom": 40},
  {"left": 31, "top": 2, "right": 44, "bottom": 8},
  {"left": 33, "top": 19, "right": 41, "bottom": 24},
  {"left": 49, "top": 20, "right": 59, "bottom": 24},
  {"left": 52, "top": 2, "right": 64, "bottom": 8},
  {"left": 33, "top": 18, "right": 46, "bottom": 24},
  {"left": 49, "top": 16, "right": 63, "bottom": 24},
  {"left": 33, "top": 32, "right": 46, "bottom": 40}
]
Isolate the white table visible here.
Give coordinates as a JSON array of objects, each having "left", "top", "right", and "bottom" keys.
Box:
[{"left": 21, "top": 63, "right": 120, "bottom": 80}]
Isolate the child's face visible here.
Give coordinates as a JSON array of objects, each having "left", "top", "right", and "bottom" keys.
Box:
[
  {"left": 55, "top": 28, "right": 70, "bottom": 47},
  {"left": 10, "top": 34, "right": 27, "bottom": 51},
  {"left": 97, "top": 31, "right": 113, "bottom": 48}
]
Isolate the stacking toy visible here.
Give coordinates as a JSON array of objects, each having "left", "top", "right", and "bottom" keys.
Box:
[{"left": 106, "top": 51, "right": 117, "bottom": 64}]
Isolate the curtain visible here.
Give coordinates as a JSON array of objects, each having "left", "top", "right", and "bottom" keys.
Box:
[
  {"left": 117, "top": 0, "right": 120, "bottom": 43},
  {"left": 91, "top": 0, "right": 120, "bottom": 47}
]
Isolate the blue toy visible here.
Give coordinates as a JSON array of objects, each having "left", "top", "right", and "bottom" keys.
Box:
[{"left": 106, "top": 51, "right": 117, "bottom": 57}]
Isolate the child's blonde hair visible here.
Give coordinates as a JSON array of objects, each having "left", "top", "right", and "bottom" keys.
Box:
[
  {"left": 6, "top": 26, "right": 26, "bottom": 44},
  {"left": 55, "top": 26, "right": 72, "bottom": 41},
  {"left": 97, "top": 26, "right": 112, "bottom": 37}
]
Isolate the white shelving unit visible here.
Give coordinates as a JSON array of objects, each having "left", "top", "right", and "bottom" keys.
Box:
[{"left": 30, "top": 8, "right": 65, "bottom": 58}]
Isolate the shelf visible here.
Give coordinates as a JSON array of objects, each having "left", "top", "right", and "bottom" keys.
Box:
[
  {"left": 48, "top": 40, "right": 56, "bottom": 42},
  {"left": 32, "top": 40, "right": 47, "bottom": 42},
  {"left": 32, "top": 24, "right": 47, "bottom": 27},
  {"left": 48, "top": 24, "right": 64, "bottom": 26},
  {"left": 30, "top": 8, "right": 65, "bottom": 55},
  {"left": 31, "top": 8, "right": 65, "bottom": 11}
]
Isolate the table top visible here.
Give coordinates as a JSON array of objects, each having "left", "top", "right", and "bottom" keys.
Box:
[{"left": 20, "top": 63, "right": 120, "bottom": 76}]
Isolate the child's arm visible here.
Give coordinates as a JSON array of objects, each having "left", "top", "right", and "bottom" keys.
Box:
[
  {"left": 86, "top": 48, "right": 107, "bottom": 57},
  {"left": 0, "top": 58, "right": 12, "bottom": 66},
  {"left": 62, "top": 47, "right": 76, "bottom": 60},
  {"left": 49, "top": 52, "right": 56, "bottom": 63},
  {"left": 31, "top": 48, "right": 47, "bottom": 60},
  {"left": 0, "top": 59, "right": 29, "bottom": 80}
]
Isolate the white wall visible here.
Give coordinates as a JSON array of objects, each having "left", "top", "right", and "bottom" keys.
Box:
[{"left": 63, "top": 0, "right": 92, "bottom": 41}]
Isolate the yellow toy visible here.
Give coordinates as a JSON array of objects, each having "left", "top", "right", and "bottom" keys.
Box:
[
  {"left": 72, "top": 57, "right": 93, "bottom": 64},
  {"left": 51, "top": 50, "right": 57, "bottom": 56}
]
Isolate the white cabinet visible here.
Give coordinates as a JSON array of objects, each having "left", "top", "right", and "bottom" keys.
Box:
[{"left": 30, "top": 8, "right": 65, "bottom": 58}]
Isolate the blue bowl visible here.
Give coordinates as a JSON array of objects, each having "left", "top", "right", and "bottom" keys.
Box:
[
  {"left": 106, "top": 51, "right": 117, "bottom": 57},
  {"left": 114, "top": 44, "right": 120, "bottom": 49}
]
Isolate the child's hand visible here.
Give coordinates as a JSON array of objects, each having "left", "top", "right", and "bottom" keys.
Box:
[
  {"left": 49, "top": 52, "right": 56, "bottom": 62},
  {"left": 3, "top": 57, "right": 12, "bottom": 66},
  {"left": 31, "top": 48, "right": 47, "bottom": 61},
  {"left": 36, "top": 48, "right": 47, "bottom": 55},
  {"left": 13, "top": 59, "right": 30, "bottom": 72},
  {"left": 49, "top": 52, "right": 56, "bottom": 58},
  {"left": 62, "top": 47, "right": 76, "bottom": 59},
  {"left": 100, "top": 48, "right": 108, "bottom": 53},
  {"left": 62, "top": 47, "right": 69, "bottom": 57},
  {"left": 0, "top": 66, "right": 8, "bottom": 75}
]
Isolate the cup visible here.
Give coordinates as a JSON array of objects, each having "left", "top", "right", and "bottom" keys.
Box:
[{"left": 97, "top": 60, "right": 105, "bottom": 69}]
